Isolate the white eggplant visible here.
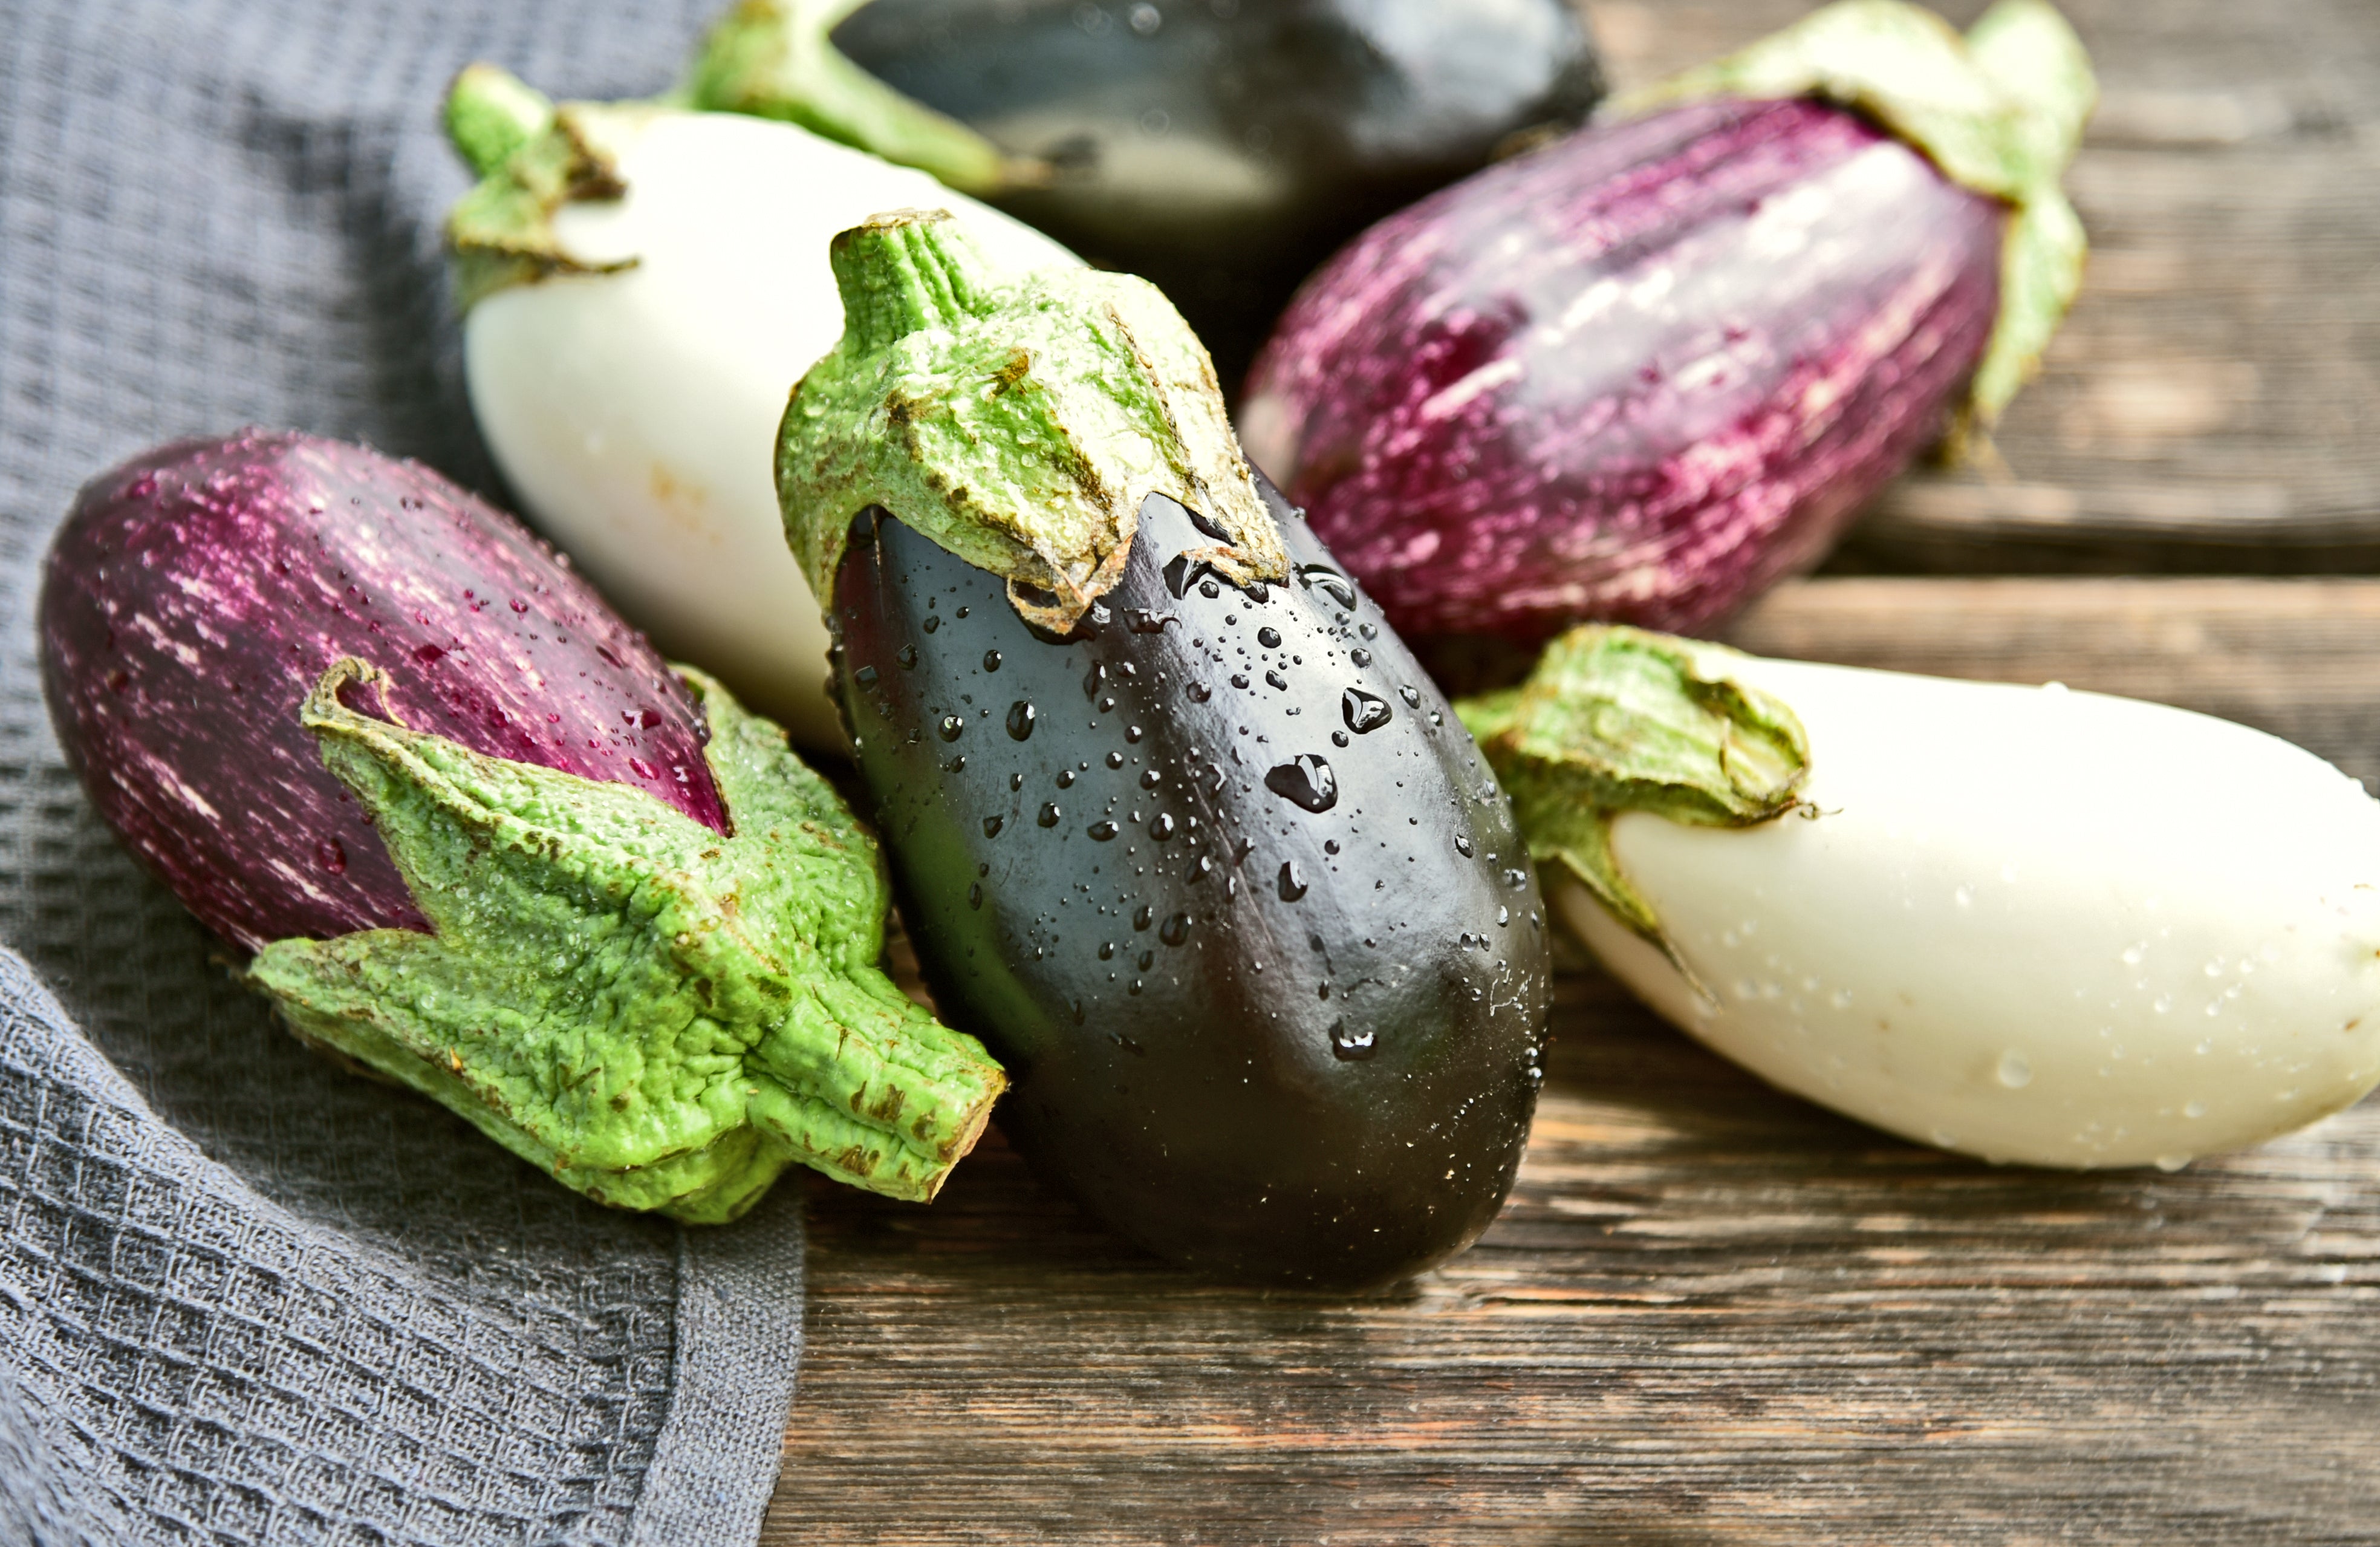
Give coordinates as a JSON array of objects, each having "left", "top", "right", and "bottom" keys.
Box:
[
  {"left": 444, "top": 71, "right": 1078, "bottom": 746},
  {"left": 1466, "top": 628, "right": 2380, "bottom": 1170}
]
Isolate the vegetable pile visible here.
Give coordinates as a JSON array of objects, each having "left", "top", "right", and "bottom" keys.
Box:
[
  {"left": 39, "top": 0, "right": 2380, "bottom": 1283},
  {"left": 1239, "top": 0, "right": 2095, "bottom": 643},
  {"left": 41, "top": 432, "right": 1003, "bottom": 1220}
]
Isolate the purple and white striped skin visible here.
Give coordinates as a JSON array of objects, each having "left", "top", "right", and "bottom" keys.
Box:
[
  {"left": 1238, "top": 97, "right": 2005, "bottom": 643},
  {"left": 40, "top": 431, "right": 728, "bottom": 955}
]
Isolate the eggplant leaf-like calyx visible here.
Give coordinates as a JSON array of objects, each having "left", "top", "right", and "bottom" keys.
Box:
[
  {"left": 442, "top": 64, "right": 652, "bottom": 311},
  {"left": 685, "top": 0, "right": 1040, "bottom": 196},
  {"left": 1458, "top": 627, "right": 1810, "bottom": 979},
  {"left": 249, "top": 658, "right": 1006, "bottom": 1222},
  {"left": 776, "top": 209, "right": 1287, "bottom": 635},
  {"left": 1617, "top": 0, "right": 2096, "bottom": 438}
]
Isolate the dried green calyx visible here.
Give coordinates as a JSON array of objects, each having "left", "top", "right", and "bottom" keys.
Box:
[
  {"left": 776, "top": 209, "right": 1286, "bottom": 634},
  {"left": 249, "top": 659, "right": 1005, "bottom": 1223},
  {"left": 1618, "top": 0, "right": 2097, "bottom": 440},
  {"left": 1458, "top": 627, "right": 1810, "bottom": 979},
  {"left": 684, "top": 0, "right": 1039, "bottom": 195},
  {"left": 441, "top": 64, "right": 649, "bottom": 311}
]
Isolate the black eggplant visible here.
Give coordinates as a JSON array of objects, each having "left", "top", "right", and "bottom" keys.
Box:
[
  {"left": 697, "top": 0, "right": 1605, "bottom": 389},
  {"left": 781, "top": 212, "right": 1549, "bottom": 1286}
]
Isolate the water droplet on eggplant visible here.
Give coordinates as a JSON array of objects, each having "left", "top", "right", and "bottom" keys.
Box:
[
  {"left": 1159, "top": 913, "right": 1189, "bottom": 946},
  {"left": 1264, "top": 755, "right": 1338, "bottom": 813},
  {"left": 937, "top": 714, "right": 965, "bottom": 741},
  {"left": 1328, "top": 1020, "right": 1378, "bottom": 1061},
  {"left": 1278, "top": 860, "right": 1308, "bottom": 901},
  {"left": 983, "top": 815, "right": 1005, "bottom": 838},
  {"left": 1039, "top": 802, "right": 1062, "bottom": 827},
  {"left": 1088, "top": 819, "right": 1119, "bottom": 841},
  {"left": 1007, "top": 700, "right": 1037, "bottom": 740},
  {"left": 983, "top": 649, "right": 1003, "bottom": 671},
  {"left": 1342, "top": 688, "right": 1391, "bottom": 735}
]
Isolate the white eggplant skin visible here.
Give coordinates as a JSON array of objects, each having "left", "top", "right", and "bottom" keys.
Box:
[
  {"left": 1559, "top": 657, "right": 2380, "bottom": 1170},
  {"left": 463, "top": 109, "right": 1078, "bottom": 747}
]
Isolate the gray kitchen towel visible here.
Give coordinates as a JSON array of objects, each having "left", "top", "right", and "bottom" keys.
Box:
[{"left": 0, "top": 0, "right": 808, "bottom": 1543}]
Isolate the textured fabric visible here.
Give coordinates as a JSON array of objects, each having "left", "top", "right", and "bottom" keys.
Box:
[{"left": 0, "top": 1, "right": 807, "bottom": 1542}]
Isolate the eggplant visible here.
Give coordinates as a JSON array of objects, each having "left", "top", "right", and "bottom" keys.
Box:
[
  {"left": 778, "top": 212, "right": 1549, "bottom": 1286},
  {"left": 1237, "top": 0, "right": 2095, "bottom": 646},
  {"left": 39, "top": 431, "right": 1003, "bottom": 1220},
  {"left": 442, "top": 63, "right": 1077, "bottom": 747},
  {"left": 1464, "top": 626, "right": 2380, "bottom": 1171},
  {"left": 691, "top": 0, "right": 1605, "bottom": 388}
]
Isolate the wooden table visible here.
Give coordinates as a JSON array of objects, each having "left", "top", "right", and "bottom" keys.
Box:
[{"left": 764, "top": 2, "right": 2380, "bottom": 1540}]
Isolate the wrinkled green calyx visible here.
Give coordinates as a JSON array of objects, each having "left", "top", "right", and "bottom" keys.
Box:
[
  {"left": 249, "top": 659, "right": 1005, "bottom": 1223},
  {"left": 1458, "top": 627, "right": 1810, "bottom": 979},
  {"left": 777, "top": 209, "right": 1286, "bottom": 634},
  {"left": 1618, "top": 0, "right": 2096, "bottom": 440},
  {"left": 442, "top": 64, "right": 649, "bottom": 311},
  {"left": 686, "top": 0, "right": 1038, "bottom": 196}
]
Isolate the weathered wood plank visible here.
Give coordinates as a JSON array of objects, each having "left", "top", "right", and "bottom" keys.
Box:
[{"left": 767, "top": 578, "right": 2380, "bottom": 1546}]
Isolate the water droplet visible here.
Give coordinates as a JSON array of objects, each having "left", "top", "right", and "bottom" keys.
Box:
[
  {"left": 937, "top": 714, "right": 964, "bottom": 742},
  {"left": 1296, "top": 564, "right": 1358, "bottom": 611},
  {"left": 1099, "top": 940, "right": 1116, "bottom": 960},
  {"left": 1454, "top": 835, "right": 1474, "bottom": 858},
  {"left": 1328, "top": 1020, "right": 1377, "bottom": 1061},
  {"left": 1350, "top": 648, "right": 1373, "bottom": 668},
  {"left": 2183, "top": 1100, "right": 2207, "bottom": 1118},
  {"left": 2121, "top": 943, "right": 2145, "bottom": 966},
  {"left": 983, "top": 815, "right": 1004, "bottom": 838},
  {"left": 1162, "top": 553, "right": 1212, "bottom": 598},
  {"left": 1257, "top": 626, "right": 1283, "bottom": 649},
  {"left": 897, "top": 644, "right": 919, "bottom": 669},
  {"left": 1137, "top": 949, "right": 1154, "bottom": 971},
  {"left": 1231, "top": 673, "right": 1250, "bottom": 689},
  {"left": 1331, "top": 731, "right": 1348, "bottom": 747},
  {"left": 968, "top": 882, "right": 984, "bottom": 910},
  {"left": 510, "top": 597, "right": 528, "bottom": 614},
  {"left": 1504, "top": 868, "right": 1529, "bottom": 890},
  {"left": 1038, "top": 803, "right": 1062, "bottom": 827},
  {"left": 1125, "top": 725, "right": 1145, "bottom": 743},
  {"left": 1186, "top": 682, "right": 1211, "bottom": 702},
  {"left": 923, "top": 615, "right": 940, "bottom": 634},
  {"left": 1398, "top": 684, "right": 1421, "bottom": 708},
  {"left": 1264, "top": 756, "right": 1338, "bottom": 813},
  {"left": 1160, "top": 913, "right": 1189, "bottom": 946},
  {"left": 1107, "top": 751, "right": 1126, "bottom": 769},
  {"left": 1088, "top": 820, "right": 1119, "bottom": 841},
  {"left": 983, "top": 650, "right": 1003, "bottom": 672},
  {"left": 1150, "top": 812, "right": 1176, "bottom": 841},
  {"left": 1265, "top": 670, "right": 1287, "bottom": 691},
  {"left": 1139, "top": 769, "right": 1163, "bottom": 790},
  {"left": 2154, "top": 1154, "right": 2190, "bottom": 1173},
  {"left": 1997, "top": 1051, "right": 2033, "bottom": 1089},
  {"left": 1341, "top": 688, "right": 1392, "bottom": 735},
  {"left": 853, "top": 663, "right": 879, "bottom": 687},
  {"left": 1006, "top": 700, "right": 1037, "bottom": 741},
  {"left": 1278, "top": 861, "right": 1308, "bottom": 901},
  {"left": 1010, "top": 772, "right": 1025, "bottom": 792},
  {"left": 316, "top": 838, "right": 347, "bottom": 874}
]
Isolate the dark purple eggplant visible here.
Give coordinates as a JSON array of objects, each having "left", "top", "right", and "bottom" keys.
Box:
[
  {"left": 1237, "top": 0, "right": 2095, "bottom": 647},
  {"left": 692, "top": 0, "right": 1605, "bottom": 389},
  {"left": 39, "top": 430, "right": 1004, "bottom": 1219},
  {"left": 780, "top": 212, "right": 1547, "bottom": 1286}
]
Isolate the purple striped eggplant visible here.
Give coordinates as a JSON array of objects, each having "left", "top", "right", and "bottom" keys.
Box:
[
  {"left": 1237, "top": 0, "right": 2095, "bottom": 645},
  {"left": 39, "top": 431, "right": 1003, "bottom": 1220}
]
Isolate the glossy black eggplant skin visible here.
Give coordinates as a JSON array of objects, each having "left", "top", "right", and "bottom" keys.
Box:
[
  {"left": 830, "top": 481, "right": 1549, "bottom": 1286},
  {"left": 831, "top": 0, "right": 1604, "bottom": 389}
]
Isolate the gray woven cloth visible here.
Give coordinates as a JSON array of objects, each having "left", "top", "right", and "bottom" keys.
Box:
[{"left": 0, "top": 1, "right": 809, "bottom": 1542}]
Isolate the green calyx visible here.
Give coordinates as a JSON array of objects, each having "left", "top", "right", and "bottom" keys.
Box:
[
  {"left": 441, "top": 64, "right": 649, "bottom": 311},
  {"left": 1617, "top": 0, "right": 2096, "bottom": 441},
  {"left": 249, "top": 659, "right": 1006, "bottom": 1222},
  {"left": 684, "top": 0, "right": 1041, "bottom": 197},
  {"left": 776, "top": 209, "right": 1286, "bottom": 634},
  {"left": 1457, "top": 627, "right": 1810, "bottom": 980}
]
